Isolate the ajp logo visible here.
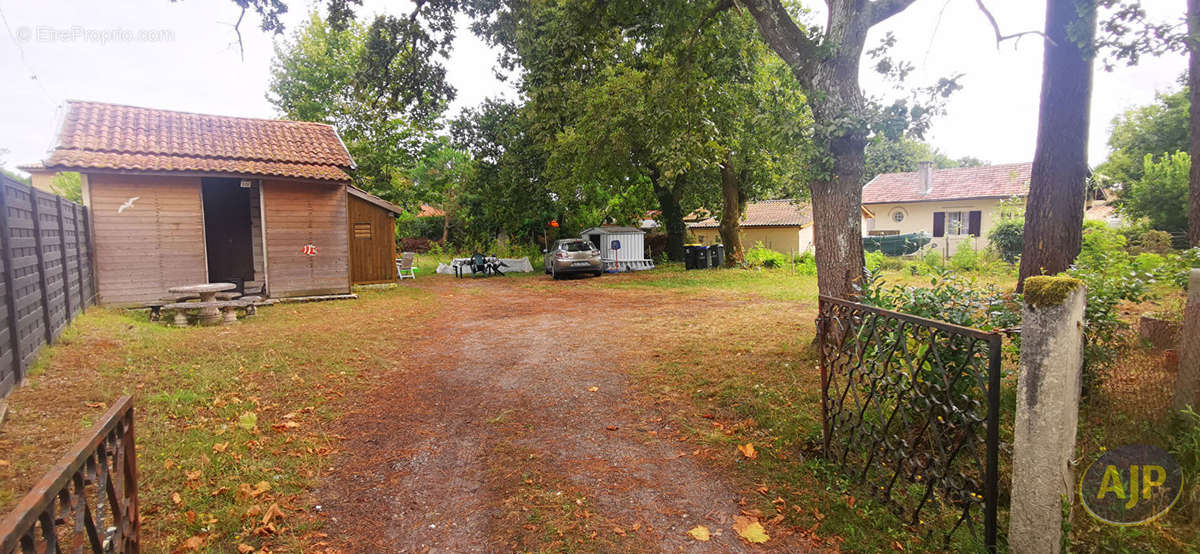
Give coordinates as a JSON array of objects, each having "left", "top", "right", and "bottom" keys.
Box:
[{"left": 1079, "top": 444, "right": 1183, "bottom": 526}]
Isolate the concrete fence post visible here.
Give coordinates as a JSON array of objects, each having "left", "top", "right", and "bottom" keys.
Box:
[
  {"left": 1009, "top": 276, "right": 1086, "bottom": 554},
  {"left": 1174, "top": 269, "right": 1200, "bottom": 414}
]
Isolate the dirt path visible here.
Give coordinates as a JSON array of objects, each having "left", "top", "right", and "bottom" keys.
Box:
[{"left": 317, "top": 277, "right": 814, "bottom": 552}]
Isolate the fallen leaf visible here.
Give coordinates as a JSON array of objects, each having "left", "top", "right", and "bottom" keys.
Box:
[
  {"left": 587, "top": 386, "right": 599, "bottom": 392},
  {"left": 612, "top": 527, "right": 626, "bottom": 536},
  {"left": 262, "top": 503, "right": 286, "bottom": 525},
  {"left": 238, "top": 481, "right": 271, "bottom": 499},
  {"left": 0, "top": 459, "right": 9, "bottom": 467},
  {"left": 687, "top": 526, "right": 711, "bottom": 541},
  {"left": 185, "top": 510, "right": 197, "bottom": 524},
  {"left": 185, "top": 470, "right": 202, "bottom": 481},
  {"left": 733, "top": 515, "right": 769, "bottom": 544},
  {"left": 180, "top": 535, "right": 204, "bottom": 550},
  {"left": 171, "top": 492, "right": 182, "bottom": 505},
  {"left": 85, "top": 402, "right": 105, "bottom": 408},
  {"left": 237, "top": 545, "right": 255, "bottom": 554},
  {"left": 238, "top": 411, "right": 258, "bottom": 430},
  {"left": 245, "top": 504, "right": 263, "bottom": 518},
  {"left": 163, "top": 459, "right": 176, "bottom": 471},
  {"left": 737, "top": 443, "right": 757, "bottom": 459},
  {"left": 212, "top": 442, "right": 229, "bottom": 453},
  {"left": 605, "top": 425, "right": 619, "bottom": 431}
]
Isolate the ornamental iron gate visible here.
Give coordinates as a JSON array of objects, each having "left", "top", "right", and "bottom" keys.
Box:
[
  {"left": 0, "top": 395, "right": 139, "bottom": 553},
  {"left": 816, "top": 296, "right": 1002, "bottom": 551}
]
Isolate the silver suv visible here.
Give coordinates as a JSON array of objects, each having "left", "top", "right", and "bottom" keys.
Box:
[{"left": 544, "top": 239, "right": 604, "bottom": 279}]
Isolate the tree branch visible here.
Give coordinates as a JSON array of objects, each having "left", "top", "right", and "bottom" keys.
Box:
[
  {"left": 869, "top": 0, "right": 920, "bottom": 27},
  {"left": 737, "top": 0, "right": 820, "bottom": 82},
  {"left": 974, "top": 0, "right": 1057, "bottom": 48},
  {"left": 230, "top": 6, "right": 246, "bottom": 62}
]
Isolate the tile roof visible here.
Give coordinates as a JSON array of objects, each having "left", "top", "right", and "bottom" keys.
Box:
[
  {"left": 688, "top": 199, "right": 812, "bottom": 229},
  {"left": 418, "top": 203, "right": 445, "bottom": 217},
  {"left": 40, "top": 101, "right": 354, "bottom": 182},
  {"left": 348, "top": 185, "right": 403, "bottom": 215},
  {"left": 862, "top": 162, "right": 1032, "bottom": 204}
]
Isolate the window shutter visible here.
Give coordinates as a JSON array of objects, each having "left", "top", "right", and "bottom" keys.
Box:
[
  {"left": 933, "top": 212, "right": 945, "bottom": 237},
  {"left": 968, "top": 211, "right": 982, "bottom": 236}
]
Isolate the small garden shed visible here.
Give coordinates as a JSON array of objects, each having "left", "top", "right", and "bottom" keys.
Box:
[
  {"left": 28, "top": 101, "right": 356, "bottom": 305},
  {"left": 347, "top": 186, "right": 402, "bottom": 284},
  {"left": 579, "top": 226, "right": 654, "bottom": 271}
]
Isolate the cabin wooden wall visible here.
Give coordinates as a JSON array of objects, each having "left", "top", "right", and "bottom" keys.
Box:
[
  {"left": 262, "top": 180, "right": 349, "bottom": 297},
  {"left": 87, "top": 174, "right": 206, "bottom": 305},
  {"left": 347, "top": 195, "right": 396, "bottom": 284}
]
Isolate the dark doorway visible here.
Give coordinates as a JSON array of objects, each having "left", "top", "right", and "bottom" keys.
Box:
[
  {"left": 202, "top": 178, "right": 255, "bottom": 284},
  {"left": 588, "top": 234, "right": 601, "bottom": 250}
]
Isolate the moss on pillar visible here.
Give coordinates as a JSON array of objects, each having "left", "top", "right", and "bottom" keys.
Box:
[{"left": 1023, "top": 275, "right": 1085, "bottom": 308}]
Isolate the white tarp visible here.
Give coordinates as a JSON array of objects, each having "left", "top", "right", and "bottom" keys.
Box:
[{"left": 436, "top": 256, "right": 535, "bottom": 275}]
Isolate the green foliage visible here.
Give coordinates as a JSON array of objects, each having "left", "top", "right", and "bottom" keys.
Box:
[
  {"left": 1134, "top": 229, "right": 1174, "bottom": 254},
  {"left": 949, "top": 241, "right": 980, "bottom": 271},
  {"left": 864, "top": 250, "right": 885, "bottom": 273},
  {"left": 1171, "top": 407, "right": 1200, "bottom": 484},
  {"left": 862, "top": 135, "right": 982, "bottom": 184},
  {"left": 1095, "top": 87, "right": 1188, "bottom": 187},
  {"left": 1131, "top": 252, "right": 1166, "bottom": 274},
  {"left": 746, "top": 242, "right": 788, "bottom": 269},
  {"left": 988, "top": 220, "right": 1024, "bottom": 264},
  {"left": 1123, "top": 151, "right": 1190, "bottom": 243},
  {"left": 268, "top": 13, "right": 433, "bottom": 204},
  {"left": 49, "top": 172, "right": 82, "bottom": 204},
  {"left": 408, "top": 138, "right": 475, "bottom": 240},
  {"left": 861, "top": 268, "right": 1018, "bottom": 331},
  {"left": 1068, "top": 222, "right": 1154, "bottom": 392}
]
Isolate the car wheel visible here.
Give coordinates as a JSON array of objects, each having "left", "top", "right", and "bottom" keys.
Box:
[
  {"left": 593, "top": 271, "right": 603, "bottom": 277},
  {"left": 551, "top": 266, "right": 560, "bottom": 280}
]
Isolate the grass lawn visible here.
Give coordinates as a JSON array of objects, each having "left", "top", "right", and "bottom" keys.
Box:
[{"left": 0, "top": 263, "right": 1194, "bottom": 552}]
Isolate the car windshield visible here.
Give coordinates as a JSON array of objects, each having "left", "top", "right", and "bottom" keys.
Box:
[{"left": 562, "top": 241, "right": 594, "bottom": 252}]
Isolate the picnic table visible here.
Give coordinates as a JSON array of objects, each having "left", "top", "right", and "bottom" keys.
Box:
[
  {"left": 448, "top": 257, "right": 508, "bottom": 279},
  {"left": 168, "top": 283, "right": 236, "bottom": 325}
]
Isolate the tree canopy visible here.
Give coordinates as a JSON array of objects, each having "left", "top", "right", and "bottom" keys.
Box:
[
  {"left": 1095, "top": 85, "right": 1188, "bottom": 188},
  {"left": 268, "top": 13, "right": 434, "bottom": 206}
]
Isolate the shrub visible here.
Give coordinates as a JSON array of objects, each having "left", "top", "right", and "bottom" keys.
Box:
[
  {"left": 1124, "top": 152, "right": 1190, "bottom": 245},
  {"left": 1132, "top": 252, "right": 1166, "bottom": 274},
  {"left": 1137, "top": 229, "right": 1174, "bottom": 254},
  {"left": 949, "top": 241, "right": 980, "bottom": 271},
  {"left": 399, "top": 237, "right": 433, "bottom": 253},
  {"left": 922, "top": 248, "right": 943, "bottom": 268},
  {"left": 864, "top": 250, "right": 885, "bottom": 273},
  {"left": 988, "top": 219, "right": 1024, "bottom": 263},
  {"left": 746, "top": 242, "right": 788, "bottom": 268},
  {"left": 878, "top": 256, "right": 908, "bottom": 272}
]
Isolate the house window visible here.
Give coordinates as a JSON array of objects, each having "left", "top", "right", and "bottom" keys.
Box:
[
  {"left": 891, "top": 209, "right": 906, "bottom": 223},
  {"left": 933, "top": 210, "right": 982, "bottom": 238},
  {"left": 947, "top": 211, "right": 965, "bottom": 235},
  {"left": 353, "top": 222, "right": 372, "bottom": 239}
]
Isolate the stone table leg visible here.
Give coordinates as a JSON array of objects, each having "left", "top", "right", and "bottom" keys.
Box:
[
  {"left": 173, "top": 310, "right": 189, "bottom": 327},
  {"left": 197, "top": 292, "right": 222, "bottom": 325},
  {"left": 222, "top": 305, "right": 238, "bottom": 324}
]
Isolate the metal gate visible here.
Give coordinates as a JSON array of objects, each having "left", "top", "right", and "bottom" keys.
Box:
[{"left": 817, "top": 296, "right": 1002, "bottom": 550}]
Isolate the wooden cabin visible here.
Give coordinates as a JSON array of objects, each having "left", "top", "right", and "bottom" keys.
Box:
[
  {"left": 28, "top": 101, "right": 357, "bottom": 306},
  {"left": 347, "top": 186, "right": 401, "bottom": 284}
]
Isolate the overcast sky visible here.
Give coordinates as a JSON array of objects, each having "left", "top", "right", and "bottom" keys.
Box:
[{"left": 0, "top": 0, "right": 1187, "bottom": 175}]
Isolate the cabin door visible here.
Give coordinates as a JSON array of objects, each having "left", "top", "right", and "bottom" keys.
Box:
[{"left": 201, "top": 178, "right": 255, "bottom": 285}]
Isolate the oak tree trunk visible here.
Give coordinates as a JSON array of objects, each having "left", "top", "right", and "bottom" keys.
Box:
[
  {"left": 652, "top": 172, "right": 687, "bottom": 262},
  {"left": 742, "top": 0, "right": 877, "bottom": 300},
  {"left": 1189, "top": 0, "right": 1200, "bottom": 247},
  {"left": 1017, "top": 0, "right": 1096, "bottom": 290},
  {"left": 719, "top": 160, "right": 745, "bottom": 266}
]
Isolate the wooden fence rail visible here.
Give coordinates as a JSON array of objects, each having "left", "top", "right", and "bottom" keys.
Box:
[
  {"left": 0, "top": 174, "right": 96, "bottom": 399},
  {"left": 0, "top": 395, "right": 139, "bottom": 553}
]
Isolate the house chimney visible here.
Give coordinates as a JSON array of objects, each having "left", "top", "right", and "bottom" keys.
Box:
[{"left": 918, "top": 161, "right": 934, "bottom": 195}]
